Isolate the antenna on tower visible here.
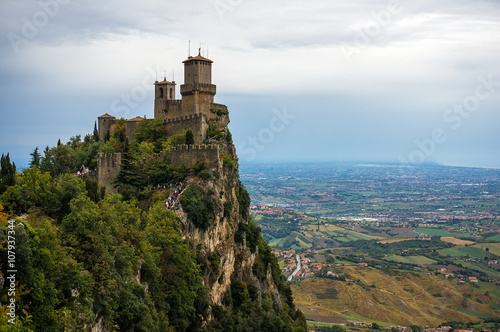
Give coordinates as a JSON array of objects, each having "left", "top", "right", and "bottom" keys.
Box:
[
  {"left": 172, "top": 69, "right": 175, "bottom": 82},
  {"left": 164, "top": 70, "right": 166, "bottom": 81},
  {"left": 188, "top": 40, "right": 191, "bottom": 57}
]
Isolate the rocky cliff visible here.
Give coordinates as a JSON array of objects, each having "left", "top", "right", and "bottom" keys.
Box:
[{"left": 176, "top": 138, "right": 281, "bottom": 308}]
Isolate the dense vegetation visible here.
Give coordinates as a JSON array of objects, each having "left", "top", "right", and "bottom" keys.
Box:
[
  {"left": 0, "top": 190, "right": 210, "bottom": 331},
  {"left": 0, "top": 122, "right": 307, "bottom": 331},
  {"left": 179, "top": 185, "right": 215, "bottom": 230}
]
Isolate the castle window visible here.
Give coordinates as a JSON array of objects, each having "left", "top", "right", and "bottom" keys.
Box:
[
  {"left": 160, "top": 88, "right": 164, "bottom": 98},
  {"left": 169, "top": 88, "right": 173, "bottom": 99}
]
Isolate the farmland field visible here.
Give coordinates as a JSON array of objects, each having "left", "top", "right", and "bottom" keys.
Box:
[
  {"left": 473, "top": 243, "right": 500, "bottom": 256},
  {"left": 439, "top": 246, "right": 488, "bottom": 259},
  {"left": 414, "top": 227, "right": 452, "bottom": 237},
  {"left": 383, "top": 255, "right": 438, "bottom": 266},
  {"left": 441, "top": 237, "right": 475, "bottom": 246},
  {"left": 488, "top": 234, "right": 500, "bottom": 242}
]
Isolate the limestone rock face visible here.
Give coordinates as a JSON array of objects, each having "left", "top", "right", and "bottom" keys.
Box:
[{"left": 176, "top": 138, "right": 283, "bottom": 309}]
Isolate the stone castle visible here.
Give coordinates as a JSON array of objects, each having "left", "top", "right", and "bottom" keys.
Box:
[{"left": 97, "top": 52, "right": 230, "bottom": 193}]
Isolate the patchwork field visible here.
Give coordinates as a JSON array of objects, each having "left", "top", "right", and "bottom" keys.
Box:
[
  {"left": 439, "top": 246, "right": 488, "bottom": 259},
  {"left": 473, "top": 243, "right": 500, "bottom": 256},
  {"left": 441, "top": 237, "right": 475, "bottom": 246},
  {"left": 383, "top": 255, "right": 438, "bottom": 266},
  {"left": 415, "top": 227, "right": 452, "bottom": 237},
  {"left": 291, "top": 268, "right": 499, "bottom": 327}
]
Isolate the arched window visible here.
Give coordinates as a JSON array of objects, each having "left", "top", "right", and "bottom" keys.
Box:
[
  {"left": 169, "top": 88, "right": 173, "bottom": 99},
  {"left": 159, "top": 88, "right": 164, "bottom": 98}
]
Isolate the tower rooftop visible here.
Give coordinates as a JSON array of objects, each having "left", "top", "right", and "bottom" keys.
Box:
[
  {"left": 126, "top": 116, "right": 145, "bottom": 122},
  {"left": 183, "top": 55, "right": 213, "bottom": 63},
  {"left": 98, "top": 113, "right": 116, "bottom": 119},
  {"left": 155, "top": 79, "right": 175, "bottom": 85}
]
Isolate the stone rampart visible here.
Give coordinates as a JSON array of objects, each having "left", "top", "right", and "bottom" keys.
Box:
[
  {"left": 134, "top": 144, "right": 220, "bottom": 170},
  {"left": 164, "top": 113, "right": 208, "bottom": 144},
  {"left": 155, "top": 99, "right": 183, "bottom": 121},
  {"left": 97, "top": 145, "right": 220, "bottom": 194},
  {"left": 97, "top": 153, "right": 121, "bottom": 194}
]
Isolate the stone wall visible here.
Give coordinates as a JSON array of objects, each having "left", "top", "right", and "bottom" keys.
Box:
[
  {"left": 134, "top": 144, "right": 220, "bottom": 170},
  {"left": 97, "top": 145, "right": 220, "bottom": 194},
  {"left": 154, "top": 99, "right": 183, "bottom": 121},
  {"left": 97, "top": 153, "right": 121, "bottom": 194},
  {"left": 98, "top": 117, "right": 116, "bottom": 142},
  {"left": 164, "top": 113, "right": 208, "bottom": 144}
]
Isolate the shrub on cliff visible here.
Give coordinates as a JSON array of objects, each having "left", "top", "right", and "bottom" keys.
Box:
[
  {"left": 179, "top": 184, "right": 214, "bottom": 230},
  {"left": 237, "top": 181, "right": 250, "bottom": 218}
]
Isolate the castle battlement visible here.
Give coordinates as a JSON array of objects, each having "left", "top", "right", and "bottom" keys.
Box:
[
  {"left": 131, "top": 144, "right": 220, "bottom": 171},
  {"left": 180, "top": 83, "right": 216, "bottom": 96},
  {"left": 166, "top": 99, "right": 182, "bottom": 105},
  {"left": 164, "top": 113, "right": 205, "bottom": 124},
  {"left": 170, "top": 144, "right": 218, "bottom": 151},
  {"left": 97, "top": 152, "right": 122, "bottom": 167}
]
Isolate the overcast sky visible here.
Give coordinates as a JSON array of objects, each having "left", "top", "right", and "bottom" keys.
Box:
[{"left": 1, "top": 0, "right": 499, "bottom": 169}]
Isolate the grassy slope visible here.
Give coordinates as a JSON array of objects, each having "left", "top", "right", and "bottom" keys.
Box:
[
  {"left": 291, "top": 268, "right": 499, "bottom": 327},
  {"left": 383, "top": 255, "right": 438, "bottom": 266}
]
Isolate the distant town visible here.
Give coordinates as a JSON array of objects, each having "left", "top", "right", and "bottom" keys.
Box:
[{"left": 241, "top": 163, "right": 500, "bottom": 330}]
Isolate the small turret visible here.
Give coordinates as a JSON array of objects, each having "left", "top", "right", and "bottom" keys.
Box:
[
  {"left": 155, "top": 78, "right": 176, "bottom": 101},
  {"left": 97, "top": 113, "right": 116, "bottom": 142},
  {"left": 154, "top": 78, "right": 178, "bottom": 120}
]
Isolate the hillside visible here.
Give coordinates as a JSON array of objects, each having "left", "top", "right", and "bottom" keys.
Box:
[
  {"left": 0, "top": 54, "right": 307, "bottom": 331},
  {"left": 292, "top": 267, "right": 499, "bottom": 326},
  {"left": 0, "top": 127, "right": 307, "bottom": 331}
]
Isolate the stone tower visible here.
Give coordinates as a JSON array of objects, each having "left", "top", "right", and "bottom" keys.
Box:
[
  {"left": 181, "top": 51, "right": 216, "bottom": 116},
  {"left": 97, "top": 113, "right": 116, "bottom": 142},
  {"left": 154, "top": 78, "right": 178, "bottom": 120}
]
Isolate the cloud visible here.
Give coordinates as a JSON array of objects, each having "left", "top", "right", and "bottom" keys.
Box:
[{"left": 0, "top": 0, "right": 499, "bottom": 168}]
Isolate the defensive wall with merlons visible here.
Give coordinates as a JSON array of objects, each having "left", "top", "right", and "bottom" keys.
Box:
[{"left": 97, "top": 144, "right": 220, "bottom": 193}]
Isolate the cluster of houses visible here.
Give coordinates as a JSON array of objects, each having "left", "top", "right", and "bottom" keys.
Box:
[
  {"left": 273, "top": 249, "right": 369, "bottom": 280},
  {"left": 458, "top": 275, "right": 479, "bottom": 283},
  {"left": 250, "top": 204, "right": 287, "bottom": 216}
]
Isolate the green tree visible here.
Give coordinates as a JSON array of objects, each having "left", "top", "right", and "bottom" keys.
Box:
[
  {"left": 179, "top": 185, "right": 214, "bottom": 230},
  {"left": 134, "top": 118, "right": 167, "bottom": 152},
  {"left": 237, "top": 180, "right": 251, "bottom": 218},
  {"left": 85, "top": 177, "right": 102, "bottom": 203},
  {"left": 185, "top": 129, "right": 195, "bottom": 146},
  {"left": 0, "top": 153, "right": 16, "bottom": 194},
  {"left": 52, "top": 173, "right": 86, "bottom": 218},
  {"left": 163, "top": 130, "right": 187, "bottom": 150},
  {"left": 93, "top": 121, "right": 99, "bottom": 141},
  {"left": 111, "top": 118, "right": 127, "bottom": 143},
  {"left": 113, "top": 139, "right": 143, "bottom": 190},
  {"left": 207, "top": 124, "right": 223, "bottom": 141},
  {"left": 16, "top": 167, "right": 57, "bottom": 214},
  {"left": 29, "top": 147, "right": 42, "bottom": 168}
]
